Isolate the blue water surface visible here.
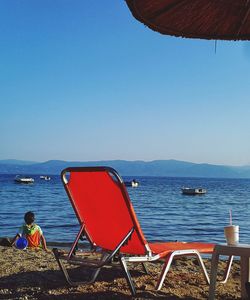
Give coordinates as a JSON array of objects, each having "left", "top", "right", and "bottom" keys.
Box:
[{"left": 1, "top": 174, "right": 250, "bottom": 244}]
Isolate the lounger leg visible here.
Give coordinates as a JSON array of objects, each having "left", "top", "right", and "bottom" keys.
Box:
[
  {"left": 156, "top": 252, "right": 174, "bottom": 291},
  {"left": 156, "top": 250, "right": 210, "bottom": 291},
  {"left": 120, "top": 256, "right": 136, "bottom": 296},
  {"left": 53, "top": 229, "right": 135, "bottom": 290},
  {"left": 53, "top": 248, "right": 81, "bottom": 286},
  {"left": 53, "top": 248, "right": 102, "bottom": 286},
  {"left": 89, "top": 252, "right": 110, "bottom": 283},
  {"left": 141, "top": 262, "right": 149, "bottom": 274},
  {"left": 195, "top": 252, "right": 210, "bottom": 284},
  {"left": 218, "top": 255, "right": 234, "bottom": 284},
  {"left": 68, "top": 224, "right": 85, "bottom": 259}
]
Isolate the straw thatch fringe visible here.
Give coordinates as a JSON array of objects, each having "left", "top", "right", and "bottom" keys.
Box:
[{"left": 125, "top": 0, "right": 250, "bottom": 40}]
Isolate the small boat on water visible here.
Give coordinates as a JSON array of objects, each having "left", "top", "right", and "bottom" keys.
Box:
[
  {"left": 181, "top": 187, "right": 206, "bottom": 195},
  {"left": 14, "top": 175, "right": 34, "bottom": 184},
  {"left": 124, "top": 179, "right": 139, "bottom": 188},
  {"left": 40, "top": 175, "right": 51, "bottom": 181}
]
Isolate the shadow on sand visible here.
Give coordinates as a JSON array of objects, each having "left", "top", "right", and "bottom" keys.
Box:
[{"left": 0, "top": 265, "right": 198, "bottom": 299}]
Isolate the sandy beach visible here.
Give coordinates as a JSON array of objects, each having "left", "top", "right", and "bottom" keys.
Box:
[{"left": 0, "top": 245, "right": 242, "bottom": 299}]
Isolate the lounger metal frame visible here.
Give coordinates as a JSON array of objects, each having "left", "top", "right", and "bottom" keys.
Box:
[{"left": 53, "top": 166, "right": 233, "bottom": 295}]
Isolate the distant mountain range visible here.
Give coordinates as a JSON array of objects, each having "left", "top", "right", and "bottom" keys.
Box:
[{"left": 1, "top": 159, "right": 250, "bottom": 178}]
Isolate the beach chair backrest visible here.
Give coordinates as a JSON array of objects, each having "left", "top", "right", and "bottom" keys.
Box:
[{"left": 61, "top": 167, "right": 148, "bottom": 255}]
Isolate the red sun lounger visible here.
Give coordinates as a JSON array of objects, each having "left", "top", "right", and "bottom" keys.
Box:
[{"left": 53, "top": 167, "right": 233, "bottom": 295}]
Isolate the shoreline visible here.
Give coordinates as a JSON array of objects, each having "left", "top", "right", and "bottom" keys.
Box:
[{"left": 0, "top": 245, "right": 241, "bottom": 299}]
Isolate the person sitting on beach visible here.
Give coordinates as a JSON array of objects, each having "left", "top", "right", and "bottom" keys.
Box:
[{"left": 11, "top": 211, "right": 48, "bottom": 251}]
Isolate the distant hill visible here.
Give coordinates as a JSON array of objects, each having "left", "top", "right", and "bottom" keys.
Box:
[
  {"left": 0, "top": 159, "right": 37, "bottom": 165},
  {"left": 1, "top": 159, "right": 250, "bottom": 178}
]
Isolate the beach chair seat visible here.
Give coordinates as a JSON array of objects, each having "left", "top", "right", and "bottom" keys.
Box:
[{"left": 53, "top": 167, "right": 233, "bottom": 295}]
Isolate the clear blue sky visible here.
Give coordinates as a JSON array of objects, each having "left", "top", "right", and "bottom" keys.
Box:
[{"left": 1, "top": 0, "right": 250, "bottom": 166}]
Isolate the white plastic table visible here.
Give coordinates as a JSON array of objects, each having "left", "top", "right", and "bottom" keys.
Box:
[{"left": 209, "top": 244, "right": 250, "bottom": 299}]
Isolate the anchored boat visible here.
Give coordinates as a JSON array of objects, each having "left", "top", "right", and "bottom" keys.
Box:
[
  {"left": 14, "top": 175, "right": 34, "bottom": 184},
  {"left": 124, "top": 179, "right": 139, "bottom": 188},
  {"left": 181, "top": 187, "right": 206, "bottom": 195},
  {"left": 40, "top": 175, "right": 51, "bottom": 181}
]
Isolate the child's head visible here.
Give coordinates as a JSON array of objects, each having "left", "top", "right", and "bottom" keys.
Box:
[{"left": 24, "top": 211, "right": 35, "bottom": 225}]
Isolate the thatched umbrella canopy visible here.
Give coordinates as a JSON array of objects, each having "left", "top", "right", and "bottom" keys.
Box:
[{"left": 125, "top": 0, "right": 250, "bottom": 40}]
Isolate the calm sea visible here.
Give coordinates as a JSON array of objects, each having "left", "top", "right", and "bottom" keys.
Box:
[{"left": 1, "top": 174, "right": 250, "bottom": 244}]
